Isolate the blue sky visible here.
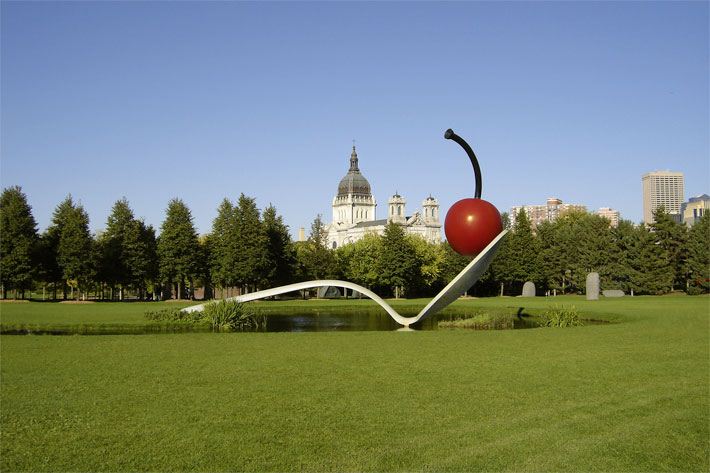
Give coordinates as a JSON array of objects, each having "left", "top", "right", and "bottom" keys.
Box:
[{"left": 2, "top": 1, "right": 708, "bottom": 237}]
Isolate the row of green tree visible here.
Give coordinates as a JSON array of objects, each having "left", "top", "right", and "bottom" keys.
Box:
[
  {"left": 1, "top": 185, "right": 708, "bottom": 300},
  {"left": 487, "top": 207, "right": 709, "bottom": 296},
  {"left": 0, "top": 187, "right": 297, "bottom": 300}
]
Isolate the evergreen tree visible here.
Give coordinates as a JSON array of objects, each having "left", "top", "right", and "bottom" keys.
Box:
[
  {"left": 262, "top": 204, "right": 296, "bottom": 287},
  {"left": 124, "top": 219, "right": 158, "bottom": 299},
  {"left": 298, "top": 214, "right": 337, "bottom": 281},
  {"left": 506, "top": 209, "right": 541, "bottom": 292},
  {"left": 500, "top": 211, "right": 511, "bottom": 230},
  {"left": 607, "top": 220, "right": 638, "bottom": 293},
  {"left": 157, "top": 199, "right": 200, "bottom": 299},
  {"left": 0, "top": 186, "right": 39, "bottom": 298},
  {"left": 55, "top": 198, "right": 95, "bottom": 299},
  {"left": 209, "top": 198, "right": 237, "bottom": 292},
  {"left": 629, "top": 223, "right": 673, "bottom": 294},
  {"left": 233, "top": 194, "right": 268, "bottom": 292},
  {"left": 100, "top": 198, "right": 136, "bottom": 298},
  {"left": 650, "top": 207, "right": 688, "bottom": 290},
  {"left": 379, "top": 223, "right": 420, "bottom": 298},
  {"left": 537, "top": 220, "right": 566, "bottom": 293},
  {"left": 36, "top": 232, "right": 61, "bottom": 299},
  {"left": 686, "top": 212, "right": 709, "bottom": 294},
  {"left": 576, "top": 213, "right": 616, "bottom": 289},
  {"left": 44, "top": 197, "right": 76, "bottom": 299}
]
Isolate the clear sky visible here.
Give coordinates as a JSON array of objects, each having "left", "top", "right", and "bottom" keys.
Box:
[{"left": 2, "top": 1, "right": 708, "bottom": 237}]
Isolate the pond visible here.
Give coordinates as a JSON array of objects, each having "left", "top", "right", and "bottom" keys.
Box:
[
  {"left": 264, "top": 310, "right": 542, "bottom": 332},
  {"left": 1, "top": 308, "right": 548, "bottom": 335}
]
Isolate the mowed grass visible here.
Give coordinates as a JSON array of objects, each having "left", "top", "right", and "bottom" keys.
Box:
[{"left": 1, "top": 296, "right": 708, "bottom": 471}]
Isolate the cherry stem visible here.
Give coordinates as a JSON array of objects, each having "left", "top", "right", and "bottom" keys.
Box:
[{"left": 445, "top": 129, "right": 482, "bottom": 199}]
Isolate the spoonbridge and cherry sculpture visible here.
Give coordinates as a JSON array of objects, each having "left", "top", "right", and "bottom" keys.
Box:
[
  {"left": 183, "top": 229, "right": 506, "bottom": 327},
  {"left": 184, "top": 129, "right": 508, "bottom": 328}
]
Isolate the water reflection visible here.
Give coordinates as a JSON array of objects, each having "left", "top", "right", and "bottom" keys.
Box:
[
  {"left": 263, "top": 309, "right": 540, "bottom": 332},
  {"left": 2, "top": 309, "right": 552, "bottom": 335}
]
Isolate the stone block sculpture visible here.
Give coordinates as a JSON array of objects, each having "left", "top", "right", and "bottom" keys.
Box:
[
  {"left": 522, "top": 281, "right": 536, "bottom": 297},
  {"left": 586, "top": 272, "right": 600, "bottom": 301}
]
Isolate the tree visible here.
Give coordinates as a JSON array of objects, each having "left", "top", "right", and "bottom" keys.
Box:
[
  {"left": 262, "top": 204, "right": 295, "bottom": 287},
  {"left": 124, "top": 219, "right": 158, "bottom": 299},
  {"left": 505, "top": 208, "right": 541, "bottom": 292},
  {"left": 297, "top": 214, "right": 336, "bottom": 281},
  {"left": 575, "top": 213, "right": 616, "bottom": 290},
  {"left": 99, "top": 198, "right": 136, "bottom": 299},
  {"left": 379, "top": 223, "right": 420, "bottom": 298},
  {"left": 439, "top": 242, "right": 470, "bottom": 286},
  {"left": 55, "top": 197, "right": 95, "bottom": 300},
  {"left": 629, "top": 223, "right": 673, "bottom": 294},
  {"left": 536, "top": 211, "right": 614, "bottom": 295},
  {"left": 158, "top": 199, "right": 201, "bottom": 299},
  {"left": 606, "top": 220, "right": 639, "bottom": 294},
  {"left": 233, "top": 194, "right": 268, "bottom": 292},
  {"left": 0, "top": 186, "right": 38, "bottom": 298},
  {"left": 336, "top": 233, "right": 383, "bottom": 289},
  {"left": 406, "top": 235, "right": 443, "bottom": 295},
  {"left": 43, "top": 197, "right": 76, "bottom": 299},
  {"left": 209, "top": 198, "right": 237, "bottom": 294},
  {"left": 686, "top": 212, "right": 709, "bottom": 294},
  {"left": 650, "top": 207, "right": 687, "bottom": 290}
]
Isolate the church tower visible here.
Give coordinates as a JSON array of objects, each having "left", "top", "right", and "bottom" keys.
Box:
[
  {"left": 388, "top": 193, "right": 407, "bottom": 224},
  {"left": 332, "top": 146, "right": 377, "bottom": 225},
  {"left": 422, "top": 195, "right": 442, "bottom": 242},
  {"left": 422, "top": 195, "right": 440, "bottom": 224}
]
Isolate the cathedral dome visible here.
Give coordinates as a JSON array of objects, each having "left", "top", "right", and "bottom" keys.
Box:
[{"left": 337, "top": 146, "right": 372, "bottom": 197}]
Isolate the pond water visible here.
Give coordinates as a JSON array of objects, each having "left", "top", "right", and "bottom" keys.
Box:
[
  {"left": 1, "top": 309, "right": 546, "bottom": 335},
  {"left": 264, "top": 311, "right": 542, "bottom": 332}
]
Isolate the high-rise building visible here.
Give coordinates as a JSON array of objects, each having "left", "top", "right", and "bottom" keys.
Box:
[
  {"left": 642, "top": 171, "right": 684, "bottom": 224},
  {"left": 680, "top": 194, "right": 709, "bottom": 227},
  {"left": 595, "top": 207, "right": 621, "bottom": 227}
]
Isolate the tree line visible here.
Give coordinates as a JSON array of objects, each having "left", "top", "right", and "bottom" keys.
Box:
[{"left": 1, "top": 185, "right": 708, "bottom": 300}]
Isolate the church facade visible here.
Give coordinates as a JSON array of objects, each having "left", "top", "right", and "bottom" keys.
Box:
[{"left": 325, "top": 146, "right": 442, "bottom": 249}]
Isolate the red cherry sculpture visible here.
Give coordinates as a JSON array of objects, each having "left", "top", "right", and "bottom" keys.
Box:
[{"left": 443, "top": 129, "right": 503, "bottom": 257}]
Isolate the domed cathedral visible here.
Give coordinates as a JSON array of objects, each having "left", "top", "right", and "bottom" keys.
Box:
[{"left": 325, "top": 145, "right": 442, "bottom": 249}]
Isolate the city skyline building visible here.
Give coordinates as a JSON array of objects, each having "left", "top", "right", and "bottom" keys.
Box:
[
  {"left": 595, "top": 207, "right": 621, "bottom": 228},
  {"left": 509, "top": 197, "right": 587, "bottom": 229},
  {"left": 680, "top": 194, "right": 709, "bottom": 227},
  {"left": 642, "top": 171, "right": 685, "bottom": 225}
]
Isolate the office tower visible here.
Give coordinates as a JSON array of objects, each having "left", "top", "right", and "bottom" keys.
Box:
[{"left": 642, "top": 171, "right": 684, "bottom": 224}]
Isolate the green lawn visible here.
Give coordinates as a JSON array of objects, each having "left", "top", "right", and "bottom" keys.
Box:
[{"left": 1, "top": 296, "right": 708, "bottom": 471}]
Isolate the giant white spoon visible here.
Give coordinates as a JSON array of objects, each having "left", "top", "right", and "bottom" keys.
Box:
[{"left": 184, "top": 229, "right": 507, "bottom": 327}]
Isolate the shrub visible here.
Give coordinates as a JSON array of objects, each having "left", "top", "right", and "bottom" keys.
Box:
[
  {"left": 144, "top": 308, "right": 202, "bottom": 324},
  {"left": 539, "top": 305, "right": 581, "bottom": 327},
  {"left": 438, "top": 310, "right": 516, "bottom": 330},
  {"left": 201, "top": 300, "right": 265, "bottom": 332},
  {"left": 144, "top": 301, "right": 265, "bottom": 332}
]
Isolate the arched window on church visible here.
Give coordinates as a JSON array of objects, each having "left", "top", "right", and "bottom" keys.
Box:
[
  {"left": 398, "top": 206, "right": 402, "bottom": 216},
  {"left": 332, "top": 241, "right": 337, "bottom": 249},
  {"left": 365, "top": 210, "right": 368, "bottom": 219},
  {"left": 425, "top": 208, "right": 428, "bottom": 217}
]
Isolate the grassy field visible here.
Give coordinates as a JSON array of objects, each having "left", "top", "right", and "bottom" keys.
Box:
[{"left": 1, "top": 296, "right": 708, "bottom": 471}]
